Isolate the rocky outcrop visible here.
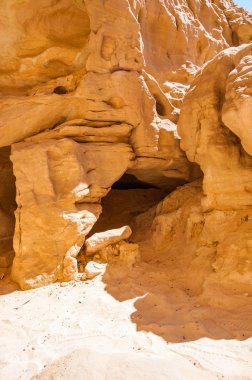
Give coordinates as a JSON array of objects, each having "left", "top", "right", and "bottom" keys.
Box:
[
  {"left": 11, "top": 139, "right": 133, "bottom": 288},
  {"left": 132, "top": 39, "right": 252, "bottom": 300},
  {"left": 0, "top": 0, "right": 251, "bottom": 288},
  {"left": 178, "top": 43, "right": 252, "bottom": 211},
  {"left": 134, "top": 180, "right": 252, "bottom": 298},
  {"left": 222, "top": 49, "right": 252, "bottom": 156}
]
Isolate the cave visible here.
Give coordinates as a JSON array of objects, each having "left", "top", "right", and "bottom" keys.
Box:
[
  {"left": 53, "top": 86, "right": 68, "bottom": 95},
  {"left": 89, "top": 173, "right": 167, "bottom": 237},
  {"left": 0, "top": 146, "right": 16, "bottom": 275},
  {"left": 112, "top": 173, "right": 158, "bottom": 190},
  {"left": 154, "top": 95, "right": 167, "bottom": 117}
]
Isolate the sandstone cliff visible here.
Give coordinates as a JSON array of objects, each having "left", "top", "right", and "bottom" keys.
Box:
[{"left": 0, "top": 0, "right": 251, "bottom": 292}]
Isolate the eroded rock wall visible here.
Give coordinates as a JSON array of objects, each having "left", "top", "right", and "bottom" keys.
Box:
[
  {"left": 134, "top": 42, "right": 252, "bottom": 299},
  {"left": 178, "top": 43, "right": 252, "bottom": 210},
  {"left": 134, "top": 179, "right": 252, "bottom": 301},
  {"left": 0, "top": 0, "right": 251, "bottom": 288}
]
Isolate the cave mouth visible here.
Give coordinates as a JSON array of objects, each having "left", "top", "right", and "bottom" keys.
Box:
[
  {"left": 112, "top": 173, "right": 158, "bottom": 190},
  {"left": 53, "top": 86, "right": 68, "bottom": 95},
  {"left": 88, "top": 173, "right": 167, "bottom": 238},
  {"left": 0, "top": 146, "right": 17, "bottom": 276},
  {"left": 78, "top": 172, "right": 168, "bottom": 271}
]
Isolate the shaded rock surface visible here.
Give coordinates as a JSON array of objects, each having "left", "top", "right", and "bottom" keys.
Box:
[
  {"left": 134, "top": 181, "right": 252, "bottom": 296},
  {"left": 0, "top": 147, "right": 16, "bottom": 269}
]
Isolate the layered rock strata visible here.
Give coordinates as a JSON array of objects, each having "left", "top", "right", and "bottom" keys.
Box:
[{"left": 0, "top": 0, "right": 251, "bottom": 288}]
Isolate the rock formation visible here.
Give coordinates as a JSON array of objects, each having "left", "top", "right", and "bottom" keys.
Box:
[
  {"left": 178, "top": 43, "right": 252, "bottom": 211},
  {"left": 85, "top": 226, "right": 132, "bottom": 254},
  {"left": 134, "top": 180, "right": 252, "bottom": 299},
  {"left": 0, "top": 0, "right": 251, "bottom": 290}
]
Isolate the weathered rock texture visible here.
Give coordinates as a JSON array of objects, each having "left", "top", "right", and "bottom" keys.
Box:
[
  {"left": 0, "top": 147, "right": 16, "bottom": 269},
  {"left": 0, "top": 0, "right": 251, "bottom": 289},
  {"left": 178, "top": 43, "right": 252, "bottom": 211},
  {"left": 134, "top": 181, "right": 252, "bottom": 297},
  {"left": 85, "top": 226, "right": 132, "bottom": 254}
]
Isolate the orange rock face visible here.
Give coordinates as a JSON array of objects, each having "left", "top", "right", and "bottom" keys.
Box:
[
  {"left": 178, "top": 44, "right": 252, "bottom": 210},
  {"left": 134, "top": 180, "right": 252, "bottom": 298},
  {"left": 0, "top": 0, "right": 251, "bottom": 288}
]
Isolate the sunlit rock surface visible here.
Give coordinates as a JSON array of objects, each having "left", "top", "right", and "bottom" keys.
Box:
[
  {"left": 0, "top": 0, "right": 251, "bottom": 289},
  {"left": 178, "top": 43, "right": 252, "bottom": 210}
]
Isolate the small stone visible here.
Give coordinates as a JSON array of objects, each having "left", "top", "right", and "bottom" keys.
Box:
[
  {"left": 60, "top": 282, "right": 69, "bottom": 287},
  {"left": 81, "top": 273, "right": 88, "bottom": 281},
  {"left": 85, "top": 269, "right": 100, "bottom": 280},
  {"left": 85, "top": 226, "right": 132, "bottom": 254}
]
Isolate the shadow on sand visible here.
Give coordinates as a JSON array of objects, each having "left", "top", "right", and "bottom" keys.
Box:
[{"left": 102, "top": 256, "right": 252, "bottom": 343}]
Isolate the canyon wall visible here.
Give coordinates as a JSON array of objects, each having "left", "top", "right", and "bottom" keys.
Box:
[{"left": 0, "top": 0, "right": 251, "bottom": 289}]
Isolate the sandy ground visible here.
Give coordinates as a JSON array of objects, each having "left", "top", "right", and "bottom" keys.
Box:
[{"left": 1, "top": 263, "right": 252, "bottom": 380}]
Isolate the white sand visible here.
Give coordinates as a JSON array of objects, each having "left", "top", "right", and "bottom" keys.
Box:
[{"left": 1, "top": 265, "right": 252, "bottom": 380}]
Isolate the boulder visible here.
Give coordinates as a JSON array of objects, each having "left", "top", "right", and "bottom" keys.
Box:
[{"left": 85, "top": 226, "right": 132, "bottom": 254}]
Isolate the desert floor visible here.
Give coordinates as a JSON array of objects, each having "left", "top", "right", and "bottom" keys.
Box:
[{"left": 1, "top": 261, "right": 252, "bottom": 380}]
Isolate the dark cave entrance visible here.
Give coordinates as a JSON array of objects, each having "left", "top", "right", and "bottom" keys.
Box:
[
  {"left": 78, "top": 172, "right": 168, "bottom": 271},
  {"left": 0, "top": 146, "right": 17, "bottom": 275},
  {"left": 89, "top": 173, "right": 167, "bottom": 237},
  {"left": 112, "top": 173, "right": 158, "bottom": 190}
]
